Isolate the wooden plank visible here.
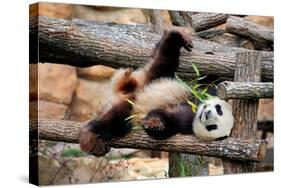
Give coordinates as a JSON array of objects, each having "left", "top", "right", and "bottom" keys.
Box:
[{"left": 222, "top": 51, "right": 262, "bottom": 173}]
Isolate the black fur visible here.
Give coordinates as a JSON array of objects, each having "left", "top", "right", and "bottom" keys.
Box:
[
  {"left": 142, "top": 103, "right": 194, "bottom": 139},
  {"left": 215, "top": 104, "right": 223, "bottom": 116},
  {"left": 88, "top": 101, "right": 132, "bottom": 141},
  {"left": 215, "top": 135, "right": 228, "bottom": 141},
  {"left": 205, "top": 124, "right": 218, "bottom": 131},
  {"left": 142, "top": 109, "right": 178, "bottom": 139}
]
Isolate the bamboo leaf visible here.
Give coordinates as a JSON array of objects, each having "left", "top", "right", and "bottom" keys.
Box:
[
  {"left": 192, "top": 63, "right": 200, "bottom": 77},
  {"left": 125, "top": 114, "right": 137, "bottom": 121},
  {"left": 201, "top": 87, "right": 208, "bottom": 95},
  {"left": 197, "top": 75, "right": 208, "bottom": 81},
  {"left": 126, "top": 99, "right": 136, "bottom": 106},
  {"left": 187, "top": 100, "right": 198, "bottom": 113},
  {"left": 193, "top": 84, "right": 201, "bottom": 89}
]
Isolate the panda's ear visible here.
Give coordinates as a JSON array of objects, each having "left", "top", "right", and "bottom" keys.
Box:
[{"left": 215, "top": 104, "right": 223, "bottom": 116}]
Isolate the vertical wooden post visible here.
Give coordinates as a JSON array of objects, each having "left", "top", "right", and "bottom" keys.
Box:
[
  {"left": 222, "top": 51, "right": 262, "bottom": 173},
  {"left": 146, "top": 10, "right": 164, "bottom": 34},
  {"left": 169, "top": 152, "right": 208, "bottom": 177},
  {"left": 168, "top": 11, "right": 208, "bottom": 177}
]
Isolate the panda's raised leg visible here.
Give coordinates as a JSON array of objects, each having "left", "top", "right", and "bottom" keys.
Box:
[
  {"left": 146, "top": 26, "right": 193, "bottom": 82},
  {"left": 79, "top": 100, "right": 132, "bottom": 156}
]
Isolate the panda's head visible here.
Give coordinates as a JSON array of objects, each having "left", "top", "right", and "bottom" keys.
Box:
[{"left": 192, "top": 97, "right": 234, "bottom": 141}]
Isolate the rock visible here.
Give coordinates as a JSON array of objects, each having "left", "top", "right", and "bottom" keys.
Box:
[
  {"left": 29, "top": 64, "right": 38, "bottom": 101},
  {"left": 111, "top": 158, "right": 168, "bottom": 180},
  {"left": 38, "top": 156, "right": 61, "bottom": 185},
  {"left": 77, "top": 65, "right": 116, "bottom": 81},
  {"left": 38, "top": 154, "right": 169, "bottom": 184},
  {"left": 30, "top": 100, "right": 69, "bottom": 119},
  {"left": 106, "top": 148, "right": 139, "bottom": 159},
  {"left": 30, "top": 2, "right": 73, "bottom": 19},
  {"left": 258, "top": 99, "right": 274, "bottom": 121},
  {"left": 74, "top": 5, "right": 147, "bottom": 24},
  {"left": 244, "top": 16, "right": 274, "bottom": 28},
  {"left": 208, "top": 163, "right": 223, "bottom": 175},
  {"left": 38, "top": 63, "right": 77, "bottom": 105},
  {"left": 69, "top": 78, "right": 111, "bottom": 121},
  {"left": 38, "top": 155, "right": 118, "bottom": 185}
]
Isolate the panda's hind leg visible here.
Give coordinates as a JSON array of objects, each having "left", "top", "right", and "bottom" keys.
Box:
[{"left": 78, "top": 100, "right": 133, "bottom": 156}]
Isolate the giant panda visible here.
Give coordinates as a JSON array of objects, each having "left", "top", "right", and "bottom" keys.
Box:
[
  {"left": 78, "top": 26, "right": 233, "bottom": 156},
  {"left": 192, "top": 97, "right": 234, "bottom": 141}
]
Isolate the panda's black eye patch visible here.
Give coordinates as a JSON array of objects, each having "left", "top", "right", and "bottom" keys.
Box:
[{"left": 215, "top": 104, "right": 223, "bottom": 116}]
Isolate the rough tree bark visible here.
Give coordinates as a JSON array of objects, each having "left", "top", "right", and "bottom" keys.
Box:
[
  {"left": 168, "top": 11, "right": 193, "bottom": 28},
  {"left": 29, "top": 16, "right": 273, "bottom": 82},
  {"left": 197, "top": 28, "right": 226, "bottom": 39},
  {"left": 208, "top": 34, "right": 254, "bottom": 49},
  {"left": 222, "top": 51, "right": 262, "bottom": 173},
  {"left": 217, "top": 81, "right": 273, "bottom": 99},
  {"left": 29, "top": 119, "right": 266, "bottom": 162},
  {"left": 192, "top": 13, "right": 229, "bottom": 32},
  {"left": 168, "top": 11, "right": 208, "bottom": 177},
  {"left": 146, "top": 10, "right": 164, "bottom": 34},
  {"left": 226, "top": 16, "right": 274, "bottom": 50}
]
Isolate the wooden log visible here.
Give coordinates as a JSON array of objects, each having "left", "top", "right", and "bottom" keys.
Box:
[
  {"left": 168, "top": 11, "right": 193, "bottom": 28},
  {"left": 29, "top": 16, "right": 273, "bottom": 82},
  {"left": 30, "top": 119, "right": 266, "bottom": 162},
  {"left": 208, "top": 34, "right": 255, "bottom": 49},
  {"left": 222, "top": 51, "right": 262, "bottom": 173},
  {"left": 146, "top": 10, "right": 164, "bottom": 34},
  {"left": 217, "top": 81, "right": 273, "bottom": 99},
  {"left": 192, "top": 13, "right": 229, "bottom": 32},
  {"left": 169, "top": 12, "right": 228, "bottom": 32},
  {"left": 168, "top": 11, "right": 207, "bottom": 177},
  {"left": 197, "top": 28, "right": 226, "bottom": 39},
  {"left": 226, "top": 16, "right": 274, "bottom": 50}
]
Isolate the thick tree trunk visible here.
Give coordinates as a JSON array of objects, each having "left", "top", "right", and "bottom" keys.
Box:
[
  {"left": 168, "top": 11, "right": 208, "bottom": 177},
  {"left": 217, "top": 81, "right": 273, "bottom": 99},
  {"left": 197, "top": 28, "right": 226, "bottom": 39},
  {"left": 222, "top": 51, "right": 262, "bottom": 173},
  {"left": 146, "top": 10, "right": 164, "bottom": 34},
  {"left": 30, "top": 119, "right": 266, "bottom": 162},
  {"left": 29, "top": 16, "right": 273, "bottom": 82},
  {"left": 226, "top": 16, "right": 273, "bottom": 50},
  {"left": 168, "top": 11, "right": 193, "bottom": 28},
  {"left": 192, "top": 13, "right": 229, "bottom": 32}
]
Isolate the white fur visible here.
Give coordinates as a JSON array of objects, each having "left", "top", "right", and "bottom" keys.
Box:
[
  {"left": 192, "top": 97, "right": 234, "bottom": 141},
  {"left": 132, "top": 78, "right": 191, "bottom": 122}
]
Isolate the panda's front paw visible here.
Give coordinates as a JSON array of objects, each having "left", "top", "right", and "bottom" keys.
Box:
[{"left": 78, "top": 127, "right": 110, "bottom": 157}]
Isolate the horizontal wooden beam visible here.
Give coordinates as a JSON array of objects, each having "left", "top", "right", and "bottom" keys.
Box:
[
  {"left": 226, "top": 16, "right": 273, "bottom": 49},
  {"left": 192, "top": 13, "right": 229, "bottom": 32},
  {"left": 29, "top": 16, "right": 273, "bottom": 82},
  {"left": 197, "top": 27, "right": 226, "bottom": 39},
  {"left": 30, "top": 119, "right": 266, "bottom": 161},
  {"left": 217, "top": 81, "right": 273, "bottom": 99}
]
